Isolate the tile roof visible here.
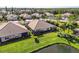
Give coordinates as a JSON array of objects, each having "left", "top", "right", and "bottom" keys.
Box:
[
  {"left": 6, "top": 14, "right": 18, "bottom": 20},
  {"left": 28, "top": 20, "right": 56, "bottom": 31},
  {"left": 0, "top": 21, "right": 29, "bottom": 37}
]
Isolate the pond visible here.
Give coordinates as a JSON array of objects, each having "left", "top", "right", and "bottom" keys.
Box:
[{"left": 36, "top": 44, "right": 79, "bottom": 53}]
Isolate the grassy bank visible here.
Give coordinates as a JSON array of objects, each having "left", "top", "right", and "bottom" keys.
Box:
[{"left": 0, "top": 32, "right": 79, "bottom": 52}]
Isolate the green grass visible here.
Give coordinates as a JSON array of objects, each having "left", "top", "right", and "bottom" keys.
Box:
[{"left": 0, "top": 32, "right": 79, "bottom": 53}]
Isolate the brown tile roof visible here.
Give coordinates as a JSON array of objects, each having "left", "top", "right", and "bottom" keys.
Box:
[
  {"left": 28, "top": 20, "right": 56, "bottom": 31},
  {"left": 0, "top": 21, "right": 29, "bottom": 37}
]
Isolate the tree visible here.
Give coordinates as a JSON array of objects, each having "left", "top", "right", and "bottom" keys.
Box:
[
  {"left": 32, "top": 16, "right": 37, "bottom": 19},
  {"left": 11, "top": 7, "right": 14, "bottom": 14},
  {"left": 55, "top": 14, "right": 61, "bottom": 26},
  {"left": 5, "top": 6, "right": 8, "bottom": 12},
  {"left": 59, "top": 23, "right": 67, "bottom": 32},
  {"left": 41, "top": 14, "right": 48, "bottom": 19},
  {"left": 68, "top": 15, "right": 77, "bottom": 22},
  {"left": 2, "top": 15, "right": 7, "bottom": 21}
]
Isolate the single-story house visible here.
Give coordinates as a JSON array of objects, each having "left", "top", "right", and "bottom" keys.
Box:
[
  {"left": 28, "top": 20, "right": 56, "bottom": 35},
  {"left": 1, "top": 9, "right": 7, "bottom": 14},
  {"left": 6, "top": 14, "right": 18, "bottom": 21},
  {"left": 61, "top": 16, "right": 69, "bottom": 20},
  {"left": 31, "top": 13, "right": 40, "bottom": 17},
  {"left": 0, "top": 21, "right": 29, "bottom": 42},
  {"left": 20, "top": 13, "right": 32, "bottom": 19},
  {"left": 61, "top": 12, "right": 72, "bottom": 21},
  {"left": 75, "top": 21, "right": 79, "bottom": 25},
  {"left": 0, "top": 15, "right": 3, "bottom": 19},
  {"left": 62, "top": 12, "right": 72, "bottom": 17},
  {"left": 73, "top": 28, "right": 79, "bottom": 36},
  {"left": 45, "top": 12, "right": 54, "bottom": 19},
  {"left": 19, "top": 10, "right": 26, "bottom": 14}
]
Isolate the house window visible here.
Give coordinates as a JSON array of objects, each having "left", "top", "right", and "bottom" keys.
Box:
[
  {"left": 0, "top": 38, "right": 1, "bottom": 42},
  {"left": 1, "top": 37, "right": 6, "bottom": 42},
  {"left": 8, "top": 35, "right": 15, "bottom": 39},
  {"left": 7, "top": 34, "right": 22, "bottom": 39},
  {"left": 15, "top": 34, "right": 21, "bottom": 38},
  {"left": 5, "top": 36, "right": 9, "bottom": 40}
]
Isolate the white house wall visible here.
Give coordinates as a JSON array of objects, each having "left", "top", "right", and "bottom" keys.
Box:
[
  {"left": 1, "top": 33, "right": 22, "bottom": 42},
  {"left": 1, "top": 37, "right": 6, "bottom": 42}
]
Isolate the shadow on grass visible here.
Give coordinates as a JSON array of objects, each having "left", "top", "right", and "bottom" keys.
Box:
[
  {"left": 37, "top": 34, "right": 44, "bottom": 38},
  {"left": 34, "top": 30, "right": 56, "bottom": 36},
  {"left": 0, "top": 36, "right": 31, "bottom": 46}
]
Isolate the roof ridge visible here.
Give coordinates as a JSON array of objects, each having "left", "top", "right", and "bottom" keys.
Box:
[
  {"left": 0, "top": 22, "right": 10, "bottom": 32},
  {"left": 34, "top": 20, "right": 40, "bottom": 30},
  {"left": 34, "top": 20, "right": 55, "bottom": 30},
  {"left": 11, "top": 22, "right": 28, "bottom": 31}
]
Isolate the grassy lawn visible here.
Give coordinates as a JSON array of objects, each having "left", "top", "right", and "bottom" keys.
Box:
[{"left": 0, "top": 32, "right": 79, "bottom": 53}]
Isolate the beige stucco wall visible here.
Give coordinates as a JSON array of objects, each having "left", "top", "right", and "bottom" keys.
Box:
[{"left": 1, "top": 33, "right": 22, "bottom": 42}]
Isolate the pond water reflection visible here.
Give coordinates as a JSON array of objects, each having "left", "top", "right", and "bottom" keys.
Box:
[{"left": 36, "top": 44, "right": 79, "bottom": 53}]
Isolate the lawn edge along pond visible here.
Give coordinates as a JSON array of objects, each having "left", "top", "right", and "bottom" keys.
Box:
[
  {"left": 32, "top": 43, "right": 79, "bottom": 53},
  {"left": 0, "top": 32, "right": 79, "bottom": 53}
]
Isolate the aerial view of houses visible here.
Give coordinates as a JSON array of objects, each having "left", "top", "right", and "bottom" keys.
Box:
[{"left": 0, "top": 8, "right": 79, "bottom": 53}]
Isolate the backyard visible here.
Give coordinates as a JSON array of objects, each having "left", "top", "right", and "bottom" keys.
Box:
[{"left": 0, "top": 30, "right": 79, "bottom": 52}]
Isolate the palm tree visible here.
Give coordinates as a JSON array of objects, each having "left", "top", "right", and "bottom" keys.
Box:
[{"left": 2, "top": 15, "right": 7, "bottom": 21}]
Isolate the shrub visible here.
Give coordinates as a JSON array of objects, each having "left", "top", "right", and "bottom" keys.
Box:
[
  {"left": 57, "top": 32, "right": 64, "bottom": 38},
  {"left": 34, "top": 38, "right": 39, "bottom": 43},
  {"left": 57, "top": 32, "right": 78, "bottom": 43}
]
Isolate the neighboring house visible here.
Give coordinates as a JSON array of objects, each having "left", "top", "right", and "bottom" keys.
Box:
[
  {"left": 1, "top": 9, "right": 7, "bottom": 14},
  {"left": 28, "top": 20, "right": 56, "bottom": 35},
  {"left": 0, "top": 10, "right": 9, "bottom": 15},
  {"left": 7, "top": 11, "right": 12, "bottom": 14},
  {"left": 45, "top": 12, "right": 54, "bottom": 19},
  {"left": 0, "top": 15, "right": 3, "bottom": 19},
  {"left": 73, "top": 28, "right": 79, "bottom": 36},
  {"left": 0, "top": 21, "right": 29, "bottom": 42},
  {"left": 6, "top": 14, "right": 18, "bottom": 21},
  {"left": 20, "top": 13, "right": 32, "bottom": 19},
  {"left": 61, "top": 16, "right": 69, "bottom": 20},
  {"left": 62, "top": 12, "right": 72, "bottom": 17},
  {"left": 45, "top": 12, "right": 54, "bottom": 16},
  {"left": 60, "top": 16, "right": 68, "bottom": 22},
  {"left": 19, "top": 10, "right": 26, "bottom": 14},
  {"left": 45, "top": 12, "right": 51, "bottom": 16},
  {"left": 61, "top": 13, "right": 72, "bottom": 20},
  {"left": 31, "top": 13, "right": 41, "bottom": 18}
]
